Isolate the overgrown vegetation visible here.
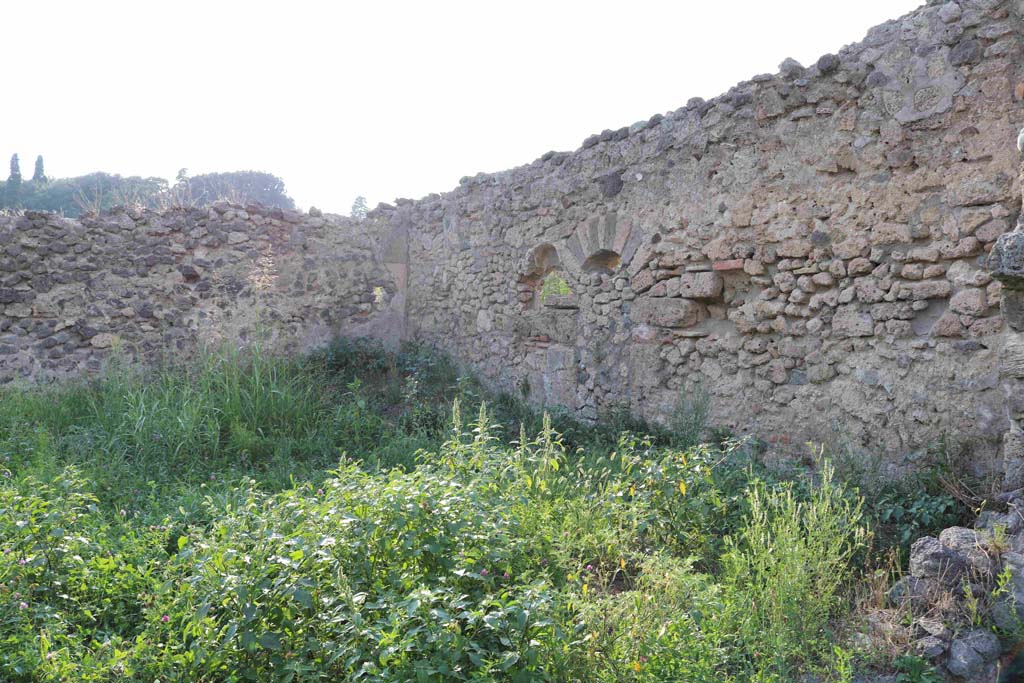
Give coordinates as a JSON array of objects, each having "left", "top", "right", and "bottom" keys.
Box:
[{"left": 0, "top": 340, "right": 975, "bottom": 681}]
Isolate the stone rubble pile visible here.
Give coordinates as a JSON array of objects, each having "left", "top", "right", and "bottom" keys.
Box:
[{"left": 888, "top": 494, "right": 1024, "bottom": 681}]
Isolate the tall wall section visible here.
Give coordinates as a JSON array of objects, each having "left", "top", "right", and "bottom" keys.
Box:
[
  {"left": 367, "top": 0, "right": 1024, "bottom": 467},
  {"left": 0, "top": 204, "right": 400, "bottom": 381}
]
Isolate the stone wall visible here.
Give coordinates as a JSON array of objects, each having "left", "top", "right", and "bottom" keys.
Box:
[
  {"left": 991, "top": 188, "right": 1024, "bottom": 483},
  {"left": 365, "top": 0, "right": 1024, "bottom": 469},
  {"left": 5, "top": 0, "right": 1024, "bottom": 474},
  {"left": 0, "top": 203, "right": 399, "bottom": 382}
]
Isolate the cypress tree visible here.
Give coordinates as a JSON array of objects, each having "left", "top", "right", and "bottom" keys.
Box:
[
  {"left": 351, "top": 196, "right": 368, "bottom": 219},
  {"left": 31, "top": 155, "right": 46, "bottom": 183},
  {"left": 8, "top": 154, "right": 22, "bottom": 189},
  {"left": 6, "top": 154, "right": 22, "bottom": 206}
]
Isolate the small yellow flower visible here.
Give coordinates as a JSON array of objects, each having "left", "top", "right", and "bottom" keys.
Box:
[
  {"left": 678, "top": 481, "right": 687, "bottom": 495},
  {"left": 633, "top": 661, "right": 642, "bottom": 672}
]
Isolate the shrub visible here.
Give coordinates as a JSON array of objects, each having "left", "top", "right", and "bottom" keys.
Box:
[{"left": 719, "top": 464, "right": 867, "bottom": 679}]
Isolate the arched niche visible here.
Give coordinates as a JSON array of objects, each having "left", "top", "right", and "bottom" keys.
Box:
[
  {"left": 527, "top": 243, "right": 560, "bottom": 278},
  {"left": 581, "top": 249, "right": 621, "bottom": 276}
]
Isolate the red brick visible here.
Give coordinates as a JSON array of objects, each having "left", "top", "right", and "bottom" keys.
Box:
[{"left": 712, "top": 259, "right": 744, "bottom": 271}]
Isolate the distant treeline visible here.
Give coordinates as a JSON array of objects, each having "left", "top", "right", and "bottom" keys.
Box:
[{"left": 0, "top": 154, "right": 295, "bottom": 216}]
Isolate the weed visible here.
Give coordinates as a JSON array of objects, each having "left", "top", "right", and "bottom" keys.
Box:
[{"left": 893, "top": 654, "right": 943, "bottom": 683}]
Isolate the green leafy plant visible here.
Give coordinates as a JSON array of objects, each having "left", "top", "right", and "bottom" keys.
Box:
[
  {"left": 893, "top": 654, "right": 943, "bottom": 683},
  {"left": 539, "top": 271, "right": 572, "bottom": 304}
]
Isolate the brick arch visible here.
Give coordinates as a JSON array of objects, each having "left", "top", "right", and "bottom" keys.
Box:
[{"left": 559, "top": 212, "right": 636, "bottom": 278}]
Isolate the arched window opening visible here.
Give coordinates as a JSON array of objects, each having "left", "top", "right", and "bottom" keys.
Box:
[
  {"left": 517, "top": 243, "right": 577, "bottom": 310},
  {"left": 540, "top": 271, "right": 572, "bottom": 305}
]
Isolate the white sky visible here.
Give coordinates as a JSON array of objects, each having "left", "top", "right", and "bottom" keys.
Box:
[{"left": 4, "top": 0, "right": 922, "bottom": 214}]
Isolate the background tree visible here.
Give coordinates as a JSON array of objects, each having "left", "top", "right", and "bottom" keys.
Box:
[
  {"left": 0, "top": 164, "right": 294, "bottom": 216},
  {"left": 180, "top": 170, "right": 295, "bottom": 209},
  {"left": 6, "top": 154, "right": 22, "bottom": 205},
  {"left": 11, "top": 172, "right": 167, "bottom": 216},
  {"left": 351, "top": 195, "right": 369, "bottom": 219},
  {"left": 32, "top": 155, "right": 47, "bottom": 183},
  {"left": 8, "top": 154, "right": 22, "bottom": 186}
]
